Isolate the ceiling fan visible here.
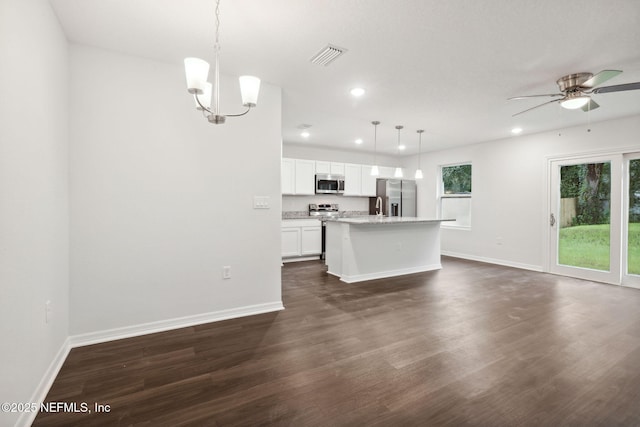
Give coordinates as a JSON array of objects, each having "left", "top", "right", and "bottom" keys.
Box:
[{"left": 509, "top": 70, "right": 640, "bottom": 117}]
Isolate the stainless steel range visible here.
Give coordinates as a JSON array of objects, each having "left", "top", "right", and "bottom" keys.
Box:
[{"left": 309, "top": 204, "right": 339, "bottom": 260}]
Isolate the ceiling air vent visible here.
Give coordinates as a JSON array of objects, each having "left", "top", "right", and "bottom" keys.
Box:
[{"left": 310, "top": 44, "right": 348, "bottom": 66}]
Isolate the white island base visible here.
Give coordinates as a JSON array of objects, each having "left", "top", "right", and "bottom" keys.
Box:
[{"left": 325, "top": 217, "right": 451, "bottom": 283}]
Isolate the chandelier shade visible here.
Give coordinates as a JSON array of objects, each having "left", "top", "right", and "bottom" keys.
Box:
[
  {"left": 184, "top": 58, "right": 210, "bottom": 95},
  {"left": 239, "top": 76, "right": 261, "bottom": 107},
  {"left": 195, "top": 82, "right": 213, "bottom": 110}
]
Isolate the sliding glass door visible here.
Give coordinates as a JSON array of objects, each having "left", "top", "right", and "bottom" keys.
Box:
[
  {"left": 549, "top": 154, "right": 622, "bottom": 284},
  {"left": 623, "top": 154, "right": 640, "bottom": 288}
]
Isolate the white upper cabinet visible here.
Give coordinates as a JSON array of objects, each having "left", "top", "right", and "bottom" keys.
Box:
[
  {"left": 281, "top": 158, "right": 295, "bottom": 195},
  {"left": 330, "top": 162, "right": 345, "bottom": 175},
  {"left": 343, "top": 163, "right": 362, "bottom": 196},
  {"left": 360, "top": 165, "right": 377, "bottom": 196},
  {"left": 282, "top": 158, "right": 315, "bottom": 195},
  {"left": 283, "top": 157, "right": 402, "bottom": 197},
  {"left": 315, "top": 161, "right": 330, "bottom": 174},
  {"left": 316, "top": 161, "right": 345, "bottom": 175},
  {"left": 294, "top": 159, "right": 315, "bottom": 195}
]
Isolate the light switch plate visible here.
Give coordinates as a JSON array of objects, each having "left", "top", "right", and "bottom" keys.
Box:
[{"left": 253, "top": 196, "right": 270, "bottom": 209}]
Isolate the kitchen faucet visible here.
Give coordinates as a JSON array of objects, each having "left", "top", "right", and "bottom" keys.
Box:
[{"left": 375, "top": 196, "right": 383, "bottom": 216}]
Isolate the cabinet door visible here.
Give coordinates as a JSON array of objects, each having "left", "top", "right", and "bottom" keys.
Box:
[
  {"left": 295, "top": 159, "right": 315, "bottom": 195},
  {"left": 281, "top": 228, "right": 301, "bottom": 257},
  {"left": 315, "top": 161, "right": 330, "bottom": 174},
  {"left": 330, "top": 162, "right": 345, "bottom": 175},
  {"left": 360, "top": 165, "right": 377, "bottom": 196},
  {"left": 301, "top": 226, "right": 322, "bottom": 255},
  {"left": 343, "top": 163, "right": 362, "bottom": 196},
  {"left": 281, "top": 158, "right": 295, "bottom": 194}
]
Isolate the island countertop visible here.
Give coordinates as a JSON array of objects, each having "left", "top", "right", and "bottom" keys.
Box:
[
  {"left": 325, "top": 216, "right": 454, "bottom": 225},
  {"left": 324, "top": 217, "right": 451, "bottom": 283}
]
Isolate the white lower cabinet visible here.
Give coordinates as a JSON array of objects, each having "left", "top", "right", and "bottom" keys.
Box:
[
  {"left": 281, "top": 227, "right": 301, "bottom": 257},
  {"left": 282, "top": 219, "right": 322, "bottom": 261},
  {"left": 301, "top": 226, "right": 322, "bottom": 255}
]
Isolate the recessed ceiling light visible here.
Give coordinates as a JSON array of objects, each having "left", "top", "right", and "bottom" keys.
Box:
[
  {"left": 355, "top": 138, "right": 363, "bottom": 145},
  {"left": 511, "top": 127, "right": 523, "bottom": 134},
  {"left": 398, "top": 144, "right": 406, "bottom": 151},
  {"left": 301, "top": 131, "right": 310, "bottom": 138},
  {"left": 350, "top": 87, "right": 365, "bottom": 97}
]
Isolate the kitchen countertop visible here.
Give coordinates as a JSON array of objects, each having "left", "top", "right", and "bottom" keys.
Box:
[{"left": 325, "top": 216, "right": 454, "bottom": 225}]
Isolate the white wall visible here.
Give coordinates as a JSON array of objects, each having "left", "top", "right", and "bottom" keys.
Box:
[
  {"left": 69, "top": 45, "right": 283, "bottom": 335},
  {"left": 410, "top": 115, "right": 640, "bottom": 270},
  {"left": 0, "top": 0, "right": 70, "bottom": 425}
]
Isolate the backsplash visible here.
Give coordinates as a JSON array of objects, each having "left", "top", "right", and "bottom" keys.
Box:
[
  {"left": 282, "top": 194, "right": 371, "bottom": 219},
  {"left": 282, "top": 210, "right": 369, "bottom": 219}
]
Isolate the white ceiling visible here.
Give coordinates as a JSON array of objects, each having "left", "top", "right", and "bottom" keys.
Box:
[{"left": 50, "top": 0, "right": 640, "bottom": 156}]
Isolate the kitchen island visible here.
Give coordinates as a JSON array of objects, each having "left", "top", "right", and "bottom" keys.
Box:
[{"left": 325, "top": 217, "right": 453, "bottom": 283}]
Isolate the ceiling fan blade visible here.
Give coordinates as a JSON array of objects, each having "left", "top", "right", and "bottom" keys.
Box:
[
  {"left": 512, "top": 99, "right": 560, "bottom": 117},
  {"left": 508, "top": 94, "right": 563, "bottom": 100},
  {"left": 581, "top": 70, "right": 622, "bottom": 88},
  {"left": 592, "top": 82, "right": 640, "bottom": 94},
  {"left": 581, "top": 99, "right": 600, "bottom": 112}
]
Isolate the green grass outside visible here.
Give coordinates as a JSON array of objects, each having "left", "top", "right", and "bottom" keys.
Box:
[{"left": 558, "top": 223, "right": 640, "bottom": 274}]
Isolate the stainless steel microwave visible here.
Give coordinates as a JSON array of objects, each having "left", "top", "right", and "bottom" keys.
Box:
[{"left": 315, "top": 174, "right": 345, "bottom": 194}]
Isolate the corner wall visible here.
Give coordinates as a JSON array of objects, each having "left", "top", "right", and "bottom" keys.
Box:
[
  {"left": 68, "top": 45, "right": 283, "bottom": 337},
  {"left": 0, "top": 1, "right": 70, "bottom": 426}
]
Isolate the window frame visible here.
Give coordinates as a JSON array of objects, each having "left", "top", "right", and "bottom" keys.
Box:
[{"left": 439, "top": 162, "right": 472, "bottom": 230}]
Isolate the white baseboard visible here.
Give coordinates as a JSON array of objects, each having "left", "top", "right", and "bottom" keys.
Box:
[
  {"left": 69, "top": 301, "right": 285, "bottom": 348},
  {"left": 339, "top": 263, "right": 442, "bottom": 283},
  {"left": 441, "top": 251, "right": 543, "bottom": 272},
  {"left": 282, "top": 255, "right": 321, "bottom": 263},
  {"left": 17, "top": 337, "right": 71, "bottom": 427}
]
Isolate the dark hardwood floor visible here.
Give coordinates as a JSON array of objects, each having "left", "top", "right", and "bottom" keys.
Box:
[{"left": 33, "top": 257, "right": 640, "bottom": 426}]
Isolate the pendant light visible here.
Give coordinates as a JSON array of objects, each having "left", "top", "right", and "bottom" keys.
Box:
[
  {"left": 394, "top": 125, "right": 403, "bottom": 178},
  {"left": 415, "top": 129, "right": 424, "bottom": 180},
  {"left": 370, "top": 121, "right": 380, "bottom": 176},
  {"left": 184, "top": 0, "right": 260, "bottom": 124}
]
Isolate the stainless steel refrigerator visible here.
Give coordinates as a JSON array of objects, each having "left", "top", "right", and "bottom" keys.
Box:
[{"left": 373, "top": 179, "right": 416, "bottom": 217}]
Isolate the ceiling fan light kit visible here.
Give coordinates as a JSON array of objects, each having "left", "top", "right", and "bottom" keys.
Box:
[
  {"left": 560, "top": 92, "right": 590, "bottom": 110},
  {"left": 508, "top": 69, "right": 639, "bottom": 117},
  {"left": 184, "top": 0, "right": 261, "bottom": 124}
]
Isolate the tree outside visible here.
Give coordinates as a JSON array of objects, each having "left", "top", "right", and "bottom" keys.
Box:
[{"left": 559, "top": 163, "right": 611, "bottom": 271}]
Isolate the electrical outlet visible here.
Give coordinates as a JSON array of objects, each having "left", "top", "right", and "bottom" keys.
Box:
[
  {"left": 222, "top": 266, "right": 231, "bottom": 279},
  {"left": 45, "top": 300, "right": 52, "bottom": 324}
]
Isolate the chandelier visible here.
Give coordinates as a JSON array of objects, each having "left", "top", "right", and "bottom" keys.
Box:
[{"left": 183, "top": 0, "right": 261, "bottom": 124}]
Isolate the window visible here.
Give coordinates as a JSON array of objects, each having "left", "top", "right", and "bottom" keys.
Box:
[{"left": 440, "top": 163, "right": 472, "bottom": 228}]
